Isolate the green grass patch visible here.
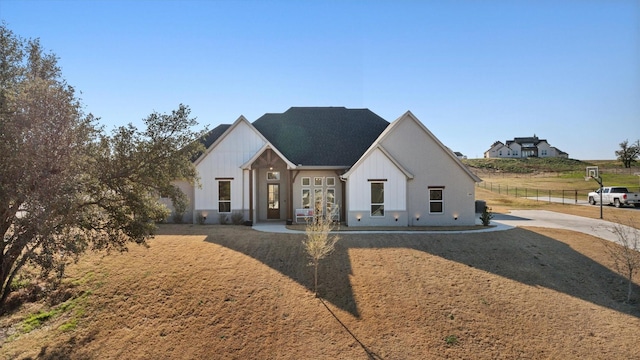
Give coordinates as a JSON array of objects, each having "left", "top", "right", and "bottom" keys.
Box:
[
  {"left": 22, "top": 309, "right": 58, "bottom": 333},
  {"left": 19, "top": 290, "right": 92, "bottom": 334},
  {"left": 59, "top": 318, "right": 78, "bottom": 331}
]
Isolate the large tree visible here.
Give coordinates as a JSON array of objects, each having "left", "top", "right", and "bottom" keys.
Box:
[
  {"left": 0, "top": 24, "right": 205, "bottom": 312},
  {"left": 615, "top": 139, "right": 640, "bottom": 168}
]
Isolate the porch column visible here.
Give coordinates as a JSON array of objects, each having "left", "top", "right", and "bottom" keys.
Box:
[{"left": 249, "top": 168, "right": 254, "bottom": 222}]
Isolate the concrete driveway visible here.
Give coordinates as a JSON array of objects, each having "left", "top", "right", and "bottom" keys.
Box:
[{"left": 493, "top": 210, "right": 638, "bottom": 245}]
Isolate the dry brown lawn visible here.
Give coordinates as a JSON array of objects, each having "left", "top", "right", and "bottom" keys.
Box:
[{"left": 2, "top": 189, "right": 640, "bottom": 359}]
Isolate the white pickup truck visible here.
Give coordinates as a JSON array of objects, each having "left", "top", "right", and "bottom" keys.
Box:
[{"left": 588, "top": 187, "right": 640, "bottom": 208}]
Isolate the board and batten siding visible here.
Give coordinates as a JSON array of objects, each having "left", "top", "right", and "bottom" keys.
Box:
[
  {"left": 379, "top": 114, "right": 477, "bottom": 226},
  {"left": 194, "top": 120, "right": 266, "bottom": 222},
  {"left": 346, "top": 148, "right": 407, "bottom": 226}
]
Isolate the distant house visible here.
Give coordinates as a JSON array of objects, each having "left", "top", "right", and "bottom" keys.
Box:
[
  {"left": 484, "top": 136, "right": 568, "bottom": 159},
  {"left": 165, "top": 107, "right": 481, "bottom": 226}
]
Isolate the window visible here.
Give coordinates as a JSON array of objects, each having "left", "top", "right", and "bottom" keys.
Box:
[
  {"left": 314, "top": 189, "right": 323, "bottom": 214},
  {"left": 267, "top": 171, "right": 280, "bottom": 181},
  {"left": 326, "top": 188, "right": 335, "bottom": 215},
  {"left": 429, "top": 188, "right": 443, "bottom": 213},
  {"left": 370, "top": 182, "right": 384, "bottom": 216},
  {"left": 301, "top": 177, "right": 310, "bottom": 186},
  {"left": 302, "top": 189, "right": 311, "bottom": 209},
  {"left": 218, "top": 181, "right": 231, "bottom": 213},
  {"left": 326, "top": 177, "right": 335, "bottom": 186},
  {"left": 314, "top": 177, "right": 323, "bottom": 186}
]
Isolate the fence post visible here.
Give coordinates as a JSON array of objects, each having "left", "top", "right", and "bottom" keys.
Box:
[
  {"left": 575, "top": 190, "right": 577, "bottom": 204},
  {"left": 562, "top": 190, "right": 565, "bottom": 205},
  {"left": 536, "top": 189, "right": 539, "bottom": 201},
  {"left": 515, "top": 187, "right": 518, "bottom": 198},
  {"left": 548, "top": 190, "right": 551, "bottom": 203}
]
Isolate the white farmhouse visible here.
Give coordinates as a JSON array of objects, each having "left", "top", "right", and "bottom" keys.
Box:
[
  {"left": 484, "top": 136, "right": 568, "bottom": 159},
  {"left": 165, "top": 107, "right": 481, "bottom": 227}
]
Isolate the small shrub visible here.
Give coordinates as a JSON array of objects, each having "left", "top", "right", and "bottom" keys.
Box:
[
  {"left": 219, "top": 213, "right": 228, "bottom": 225},
  {"left": 231, "top": 211, "right": 244, "bottom": 225},
  {"left": 196, "top": 213, "right": 206, "bottom": 225},
  {"left": 304, "top": 204, "right": 340, "bottom": 297},
  {"left": 172, "top": 198, "right": 187, "bottom": 224},
  {"left": 172, "top": 211, "right": 184, "bottom": 224},
  {"left": 601, "top": 217, "right": 640, "bottom": 303},
  {"left": 445, "top": 334, "right": 459, "bottom": 345},
  {"left": 480, "top": 206, "right": 493, "bottom": 226}
]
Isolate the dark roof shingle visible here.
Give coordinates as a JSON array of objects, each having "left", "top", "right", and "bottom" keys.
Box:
[{"left": 252, "top": 107, "right": 389, "bottom": 166}]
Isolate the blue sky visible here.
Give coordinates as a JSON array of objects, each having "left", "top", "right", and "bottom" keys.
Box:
[{"left": 2, "top": 0, "right": 638, "bottom": 160}]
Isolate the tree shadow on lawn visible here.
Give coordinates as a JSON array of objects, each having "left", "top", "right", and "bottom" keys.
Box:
[{"left": 200, "top": 226, "right": 640, "bottom": 319}]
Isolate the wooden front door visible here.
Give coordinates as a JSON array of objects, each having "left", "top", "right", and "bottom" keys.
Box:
[{"left": 267, "top": 184, "right": 280, "bottom": 219}]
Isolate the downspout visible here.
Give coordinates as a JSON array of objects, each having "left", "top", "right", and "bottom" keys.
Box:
[{"left": 289, "top": 170, "right": 299, "bottom": 222}]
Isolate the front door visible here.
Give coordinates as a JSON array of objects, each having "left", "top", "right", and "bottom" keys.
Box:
[{"left": 267, "top": 184, "right": 280, "bottom": 219}]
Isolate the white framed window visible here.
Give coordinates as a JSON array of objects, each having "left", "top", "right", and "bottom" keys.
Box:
[
  {"left": 218, "top": 180, "right": 231, "bottom": 213},
  {"left": 267, "top": 171, "right": 280, "bottom": 181},
  {"left": 326, "top": 188, "right": 335, "bottom": 214},
  {"left": 314, "top": 177, "right": 323, "bottom": 186},
  {"left": 370, "top": 182, "right": 384, "bottom": 216},
  {"left": 301, "top": 189, "right": 311, "bottom": 209},
  {"left": 429, "top": 188, "right": 444, "bottom": 213},
  {"left": 301, "top": 177, "right": 310, "bottom": 186},
  {"left": 326, "top": 177, "right": 335, "bottom": 186},
  {"left": 314, "top": 188, "right": 323, "bottom": 214}
]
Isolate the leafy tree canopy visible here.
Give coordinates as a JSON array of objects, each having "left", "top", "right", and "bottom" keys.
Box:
[
  {"left": 615, "top": 139, "right": 640, "bottom": 168},
  {"left": 0, "top": 23, "right": 206, "bottom": 312}
]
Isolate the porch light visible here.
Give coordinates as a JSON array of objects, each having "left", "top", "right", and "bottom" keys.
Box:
[
  {"left": 415, "top": 214, "right": 420, "bottom": 221},
  {"left": 356, "top": 214, "right": 361, "bottom": 221},
  {"left": 453, "top": 213, "right": 458, "bottom": 220}
]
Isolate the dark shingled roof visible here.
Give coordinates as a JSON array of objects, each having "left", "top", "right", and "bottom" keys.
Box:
[
  {"left": 201, "top": 124, "right": 232, "bottom": 148},
  {"left": 252, "top": 107, "right": 389, "bottom": 166}
]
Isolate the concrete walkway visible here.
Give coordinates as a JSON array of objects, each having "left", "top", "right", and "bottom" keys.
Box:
[
  {"left": 253, "top": 210, "right": 639, "bottom": 245},
  {"left": 252, "top": 221, "right": 512, "bottom": 235}
]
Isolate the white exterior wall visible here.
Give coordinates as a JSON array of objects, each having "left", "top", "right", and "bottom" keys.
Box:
[
  {"left": 160, "top": 180, "right": 194, "bottom": 223},
  {"left": 194, "top": 120, "right": 266, "bottom": 223},
  {"left": 484, "top": 143, "right": 503, "bottom": 158},
  {"left": 346, "top": 148, "right": 407, "bottom": 226},
  {"left": 379, "top": 115, "right": 477, "bottom": 226},
  {"left": 509, "top": 143, "right": 521, "bottom": 157},
  {"left": 486, "top": 144, "right": 513, "bottom": 158},
  {"left": 537, "top": 141, "right": 553, "bottom": 157}
]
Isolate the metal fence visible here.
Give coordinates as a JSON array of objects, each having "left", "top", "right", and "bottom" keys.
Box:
[{"left": 478, "top": 182, "right": 591, "bottom": 205}]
